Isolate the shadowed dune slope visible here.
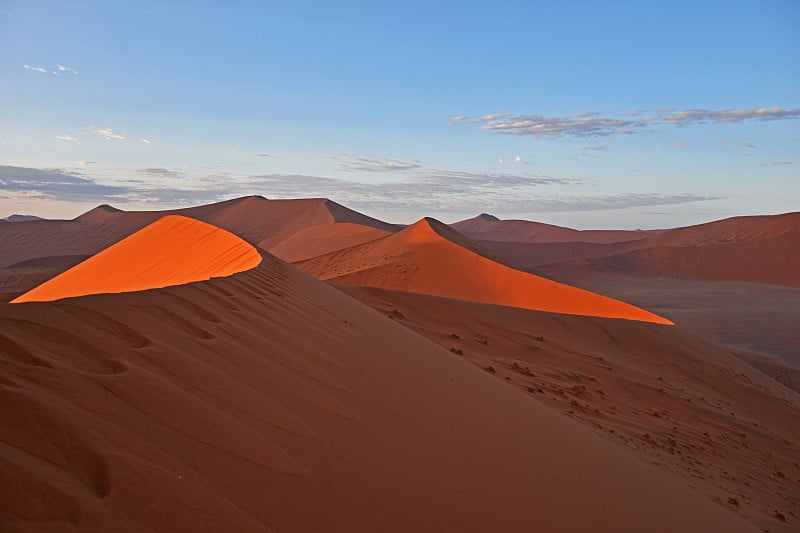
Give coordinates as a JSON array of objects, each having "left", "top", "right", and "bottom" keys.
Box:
[
  {"left": 534, "top": 225, "right": 800, "bottom": 286},
  {"left": 264, "top": 222, "right": 392, "bottom": 263},
  {"left": 645, "top": 211, "right": 800, "bottom": 247},
  {"left": 0, "top": 253, "right": 754, "bottom": 532},
  {"left": 0, "top": 196, "right": 398, "bottom": 270},
  {"left": 11, "top": 216, "right": 261, "bottom": 303},
  {"left": 296, "top": 218, "right": 673, "bottom": 324},
  {"left": 339, "top": 285, "right": 800, "bottom": 532},
  {"left": 458, "top": 211, "right": 800, "bottom": 286},
  {"left": 452, "top": 213, "right": 655, "bottom": 244}
]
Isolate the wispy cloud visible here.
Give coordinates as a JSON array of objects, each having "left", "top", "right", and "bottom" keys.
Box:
[
  {"left": 672, "top": 141, "right": 685, "bottom": 149},
  {"left": 246, "top": 174, "right": 719, "bottom": 214},
  {"left": 578, "top": 145, "right": 611, "bottom": 158},
  {"left": 0, "top": 166, "right": 213, "bottom": 205},
  {"left": 0, "top": 166, "right": 130, "bottom": 202},
  {"left": 56, "top": 134, "right": 78, "bottom": 142},
  {"left": 56, "top": 64, "right": 79, "bottom": 75},
  {"left": 769, "top": 161, "right": 792, "bottom": 166},
  {"left": 452, "top": 106, "right": 800, "bottom": 139},
  {"left": 23, "top": 64, "right": 47, "bottom": 73},
  {"left": 24, "top": 63, "right": 79, "bottom": 76},
  {"left": 95, "top": 128, "right": 125, "bottom": 140},
  {"left": 140, "top": 138, "right": 152, "bottom": 144},
  {"left": 71, "top": 160, "right": 96, "bottom": 167},
  {"left": 0, "top": 165, "right": 723, "bottom": 216},
  {"left": 126, "top": 168, "right": 184, "bottom": 179},
  {"left": 334, "top": 154, "right": 421, "bottom": 172},
  {"left": 742, "top": 142, "right": 756, "bottom": 149}
]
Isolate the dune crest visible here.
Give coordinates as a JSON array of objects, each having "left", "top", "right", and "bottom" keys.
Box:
[
  {"left": 297, "top": 217, "right": 673, "bottom": 325},
  {"left": 11, "top": 215, "right": 261, "bottom": 303}
]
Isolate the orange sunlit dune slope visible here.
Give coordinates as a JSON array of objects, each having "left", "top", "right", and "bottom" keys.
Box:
[
  {"left": 297, "top": 217, "right": 674, "bottom": 325},
  {"left": 11, "top": 215, "right": 262, "bottom": 303}
]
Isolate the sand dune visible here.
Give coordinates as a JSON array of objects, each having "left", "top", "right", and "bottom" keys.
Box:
[
  {"left": 265, "top": 222, "right": 392, "bottom": 263},
  {"left": 0, "top": 214, "right": 45, "bottom": 223},
  {"left": 535, "top": 274, "right": 800, "bottom": 368},
  {"left": 452, "top": 213, "right": 655, "bottom": 244},
  {"left": 469, "top": 238, "right": 642, "bottom": 268},
  {"left": 341, "top": 285, "right": 799, "bottom": 532},
  {"left": 11, "top": 215, "right": 261, "bottom": 303},
  {"left": 462, "top": 211, "right": 800, "bottom": 286},
  {"left": 0, "top": 196, "right": 398, "bottom": 271},
  {"left": 534, "top": 229, "right": 800, "bottom": 286},
  {"left": 0, "top": 252, "right": 756, "bottom": 532},
  {"left": 296, "top": 217, "right": 673, "bottom": 324}
]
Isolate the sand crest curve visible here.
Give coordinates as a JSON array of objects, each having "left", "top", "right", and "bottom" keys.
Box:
[{"left": 11, "top": 215, "right": 262, "bottom": 303}]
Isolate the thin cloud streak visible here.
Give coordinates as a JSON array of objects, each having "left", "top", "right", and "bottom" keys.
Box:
[
  {"left": 0, "top": 165, "right": 720, "bottom": 215},
  {"left": 334, "top": 155, "right": 422, "bottom": 172},
  {"left": 95, "top": 128, "right": 125, "bottom": 140},
  {"left": 452, "top": 106, "right": 800, "bottom": 139}
]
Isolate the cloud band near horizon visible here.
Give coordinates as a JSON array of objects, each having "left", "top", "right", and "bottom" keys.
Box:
[
  {"left": 0, "top": 165, "right": 723, "bottom": 216},
  {"left": 451, "top": 107, "right": 800, "bottom": 139}
]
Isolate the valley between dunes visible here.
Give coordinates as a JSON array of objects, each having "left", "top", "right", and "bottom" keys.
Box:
[{"left": 1, "top": 197, "right": 798, "bottom": 532}]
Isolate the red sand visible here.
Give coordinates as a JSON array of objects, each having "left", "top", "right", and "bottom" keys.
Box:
[
  {"left": 11, "top": 215, "right": 261, "bottom": 303},
  {"left": 0, "top": 253, "right": 757, "bottom": 532},
  {"left": 465, "top": 212, "right": 800, "bottom": 286},
  {"left": 342, "top": 285, "right": 799, "bottom": 532},
  {"left": 265, "top": 222, "right": 391, "bottom": 263},
  {"left": 0, "top": 196, "right": 398, "bottom": 271},
  {"left": 296, "top": 217, "right": 673, "bottom": 324},
  {"left": 3, "top": 198, "right": 797, "bottom": 531},
  {"left": 452, "top": 213, "right": 656, "bottom": 244}
]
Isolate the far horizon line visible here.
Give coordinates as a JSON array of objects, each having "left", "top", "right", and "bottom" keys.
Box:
[{"left": 3, "top": 194, "right": 798, "bottom": 233}]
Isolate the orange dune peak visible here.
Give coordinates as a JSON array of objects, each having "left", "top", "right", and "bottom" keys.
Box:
[
  {"left": 297, "top": 217, "right": 673, "bottom": 325},
  {"left": 11, "top": 215, "right": 261, "bottom": 303}
]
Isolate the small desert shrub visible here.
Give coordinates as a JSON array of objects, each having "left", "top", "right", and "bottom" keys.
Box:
[
  {"left": 774, "top": 510, "right": 786, "bottom": 522},
  {"left": 728, "top": 497, "right": 739, "bottom": 507},
  {"left": 486, "top": 365, "right": 496, "bottom": 373},
  {"left": 387, "top": 308, "right": 404, "bottom": 319},
  {"left": 534, "top": 335, "right": 545, "bottom": 341},
  {"left": 773, "top": 467, "right": 786, "bottom": 479},
  {"left": 449, "top": 347, "right": 463, "bottom": 355},
  {"left": 450, "top": 333, "right": 460, "bottom": 339},
  {"left": 510, "top": 362, "right": 534, "bottom": 376}
]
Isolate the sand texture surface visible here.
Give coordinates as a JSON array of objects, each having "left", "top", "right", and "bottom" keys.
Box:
[{"left": 11, "top": 215, "right": 262, "bottom": 303}]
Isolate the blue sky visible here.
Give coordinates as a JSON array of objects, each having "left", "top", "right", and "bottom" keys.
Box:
[{"left": 1, "top": 0, "right": 798, "bottom": 227}]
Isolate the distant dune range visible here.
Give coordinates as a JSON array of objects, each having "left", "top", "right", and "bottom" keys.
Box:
[
  {"left": 453, "top": 212, "right": 800, "bottom": 286},
  {"left": 2, "top": 197, "right": 799, "bottom": 531},
  {"left": 0, "top": 196, "right": 396, "bottom": 270}
]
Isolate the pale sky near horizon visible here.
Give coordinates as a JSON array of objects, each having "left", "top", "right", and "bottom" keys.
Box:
[{"left": 1, "top": 0, "right": 798, "bottom": 228}]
